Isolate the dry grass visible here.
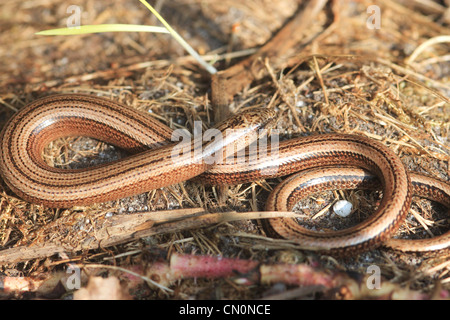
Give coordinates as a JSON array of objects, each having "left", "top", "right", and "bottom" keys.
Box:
[{"left": 0, "top": 0, "right": 449, "bottom": 299}]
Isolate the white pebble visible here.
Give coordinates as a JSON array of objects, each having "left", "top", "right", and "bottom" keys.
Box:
[
  {"left": 333, "top": 200, "right": 353, "bottom": 217},
  {"left": 296, "top": 100, "right": 306, "bottom": 108}
]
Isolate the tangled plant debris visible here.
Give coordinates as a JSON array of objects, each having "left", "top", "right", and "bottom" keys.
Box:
[{"left": 0, "top": 0, "right": 448, "bottom": 299}]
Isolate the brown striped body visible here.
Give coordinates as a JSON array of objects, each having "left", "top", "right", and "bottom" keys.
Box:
[
  {"left": 263, "top": 167, "right": 449, "bottom": 253},
  {"left": 0, "top": 94, "right": 274, "bottom": 207},
  {"left": 0, "top": 94, "right": 448, "bottom": 254}
]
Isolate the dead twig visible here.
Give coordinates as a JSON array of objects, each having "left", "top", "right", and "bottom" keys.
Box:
[
  {"left": 211, "top": 0, "right": 329, "bottom": 122},
  {"left": 3, "top": 252, "right": 449, "bottom": 300},
  {"left": 0, "top": 208, "right": 297, "bottom": 265}
]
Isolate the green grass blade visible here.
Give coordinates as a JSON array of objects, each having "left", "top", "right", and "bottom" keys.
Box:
[
  {"left": 36, "top": 24, "right": 169, "bottom": 35},
  {"left": 35, "top": 2, "right": 217, "bottom": 75}
]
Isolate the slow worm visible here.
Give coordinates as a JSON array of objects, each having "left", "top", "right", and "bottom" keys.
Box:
[
  {"left": 263, "top": 167, "right": 449, "bottom": 253},
  {"left": 0, "top": 94, "right": 275, "bottom": 207},
  {"left": 0, "top": 94, "right": 448, "bottom": 254}
]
